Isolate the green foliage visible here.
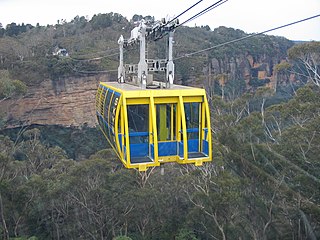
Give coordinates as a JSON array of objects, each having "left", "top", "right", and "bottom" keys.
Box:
[
  {"left": 295, "top": 85, "right": 318, "bottom": 103},
  {"left": 71, "top": 15, "right": 88, "bottom": 29},
  {"left": 113, "top": 236, "right": 132, "bottom": 240},
  {"left": 9, "top": 238, "right": 38, "bottom": 240},
  {"left": 249, "top": 77, "right": 270, "bottom": 88},
  {"left": 1, "top": 125, "right": 106, "bottom": 160},
  {"left": 11, "top": 60, "right": 49, "bottom": 85},
  {"left": 0, "top": 12, "right": 294, "bottom": 96},
  {"left": 0, "top": 70, "right": 27, "bottom": 99},
  {"left": 274, "top": 61, "right": 292, "bottom": 73},
  {"left": 175, "top": 228, "right": 198, "bottom": 240},
  {"left": 287, "top": 41, "right": 320, "bottom": 87},
  {"left": 0, "top": 12, "right": 130, "bottom": 85},
  {"left": 0, "top": 12, "right": 319, "bottom": 240},
  {"left": 90, "top": 13, "right": 125, "bottom": 30},
  {"left": 4, "top": 22, "right": 34, "bottom": 36},
  {"left": 131, "top": 14, "right": 144, "bottom": 22},
  {"left": 0, "top": 23, "right": 4, "bottom": 37},
  {"left": 288, "top": 41, "right": 320, "bottom": 60},
  {"left": 12, "top": 80, "right": 27, "bottom": 95},
  {"left": 45, "top": 56, "right": 75, "bottom": 80},
  {"left": 1, "top": 93, "right": 320, "bottom": 240}
]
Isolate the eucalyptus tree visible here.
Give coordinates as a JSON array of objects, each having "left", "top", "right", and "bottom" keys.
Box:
[{"left": 288, "top": 41, "right": 320, "bottom": 87}]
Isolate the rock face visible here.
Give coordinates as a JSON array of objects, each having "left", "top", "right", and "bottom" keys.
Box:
[
  {"left": 1, "top": 74, "right": 110, "bottom": 128},
  {"left": 210, "top": 53, "right": 282, "bottom": 90},
  {"left": 0, "top": 56, "right": 292, "bottom": 129}
]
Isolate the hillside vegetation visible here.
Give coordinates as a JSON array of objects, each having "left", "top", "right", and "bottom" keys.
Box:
[
  {"left": 0, "top": 13, "right": 293, "bottom": 90},
  {"left": 1, "top": 84, "right": 319, "bottom": 239},
  {"left": 0, "top": 13, "right": 320, "bottom": 240}
]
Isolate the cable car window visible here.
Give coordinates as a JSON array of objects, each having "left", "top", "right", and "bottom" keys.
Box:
[
  {"left": 110, "top": 94, "right": 119, "bottom": 128},
  {"left": 127, "top": 104, "right": 150, "bottom": 162},
  {"left": 184, "top": 102, "right": 200, "bottom": 140},
  {"left": 156, "top": 104, "right": 176, "bottom": 141},
  {"left": 127, "top": 104, "right": 149, "bottom": 143},
  {"left": 104, "top": 90, "right": 113, "bottom": 120},
  {"left": 109, "top": 92, "right": 120, "bottom": 148}
]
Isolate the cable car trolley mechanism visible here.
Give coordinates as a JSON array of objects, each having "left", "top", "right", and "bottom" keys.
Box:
[{"left": 96, "top": 18, "right": 212, "bottom": 171}]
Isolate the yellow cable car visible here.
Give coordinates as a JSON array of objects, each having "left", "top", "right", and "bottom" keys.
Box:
[
  {"left": 96, "top": 19, "right": 212, "bottom": 171},
  {"left": 96, "top": 81, "right": 212, "bottom": 171}
]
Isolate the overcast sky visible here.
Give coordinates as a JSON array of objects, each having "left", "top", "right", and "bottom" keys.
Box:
[{"left": 1, "top": 0, "right": 319, "bottom": 41}]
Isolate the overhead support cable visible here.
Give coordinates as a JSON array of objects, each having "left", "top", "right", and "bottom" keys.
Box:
[
  {"left": 72, "top": 69, "right": 118, "bottom": 74},
  {"left": 174, "top": 13, "right": 320, "bottom": 60},
  {"left": 66, "top": 61, "right": 118, "bottom": 74},
  {"left": 70, "top": 51, "right": 120, "bottom": 62},
  {"left": 164, "top": 0, "right": 204, "bottom": 26},
  {"left": 68, "top": 65, "right": 118, "bottom": 74},
  {"left": 73, "top": 47, "right": 119, "bottom": 58},
  {"left": 154, "top": 0, "right": 228, "bottom": 41},
  {"left": 176, "top": 0, "right": 229, "bottom": 28}
]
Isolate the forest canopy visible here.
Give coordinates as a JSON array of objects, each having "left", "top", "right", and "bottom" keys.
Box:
[{"left": 0, "top": 12, "right": 320, "bottom": 240}]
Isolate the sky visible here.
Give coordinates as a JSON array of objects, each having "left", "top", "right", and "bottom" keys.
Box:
[{"left": 1, "top": 0, "right": 320, "bottom": 41}]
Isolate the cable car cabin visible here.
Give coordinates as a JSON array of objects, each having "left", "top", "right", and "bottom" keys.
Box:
[
  {"left": 96, "top": 18, "right": 212, "bottom": 171},
  {"left": 96, "top": 81, "right": 212, "bottom": 171}
]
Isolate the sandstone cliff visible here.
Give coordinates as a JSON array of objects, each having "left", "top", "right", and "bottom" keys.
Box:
[
  {"left": 210, "top": 53, "right": 289, "bottom": 91},
  {"left": 1, "top": 54, "right": 292, "bottom": 129},
  {"left": 1, "top": 74, "right": 111, "bottom": 128}
]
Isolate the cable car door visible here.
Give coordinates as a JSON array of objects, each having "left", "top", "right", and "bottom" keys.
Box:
[{"left": 127, "top": 104, "right": 152, "bottom": 164}]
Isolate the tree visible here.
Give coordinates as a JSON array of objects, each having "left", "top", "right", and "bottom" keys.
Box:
[
  {"left": 0, "top": 23, "right": 4, "bottom": 37},
  {"left": 114, "top": 236, "right": 132, "bottom": 240},
  {"left": 180, "top": 164, "right": 247, "bottom": 240},
  {"left": 0, "top": 70, "right": 27, "bottom": 101},
  {"left": 90, "top": 13, "right": 113, "bottom": 30},
  {"left": 175, "top": 228, "right": 198, "bottom": 240},
  {"left": 216, "top": 73, "right": 228, "bottom": 100},
  {"left": 5, "top": 23, "right": 33, "bottom": 36},
  {"left": 131, "top": 14, "right": 143, "bottom": 22},
  {"left": 0, "top": 136, "right": 27, "bottom": 239},
  {"left": 288, "top": 41, "right": 320, "bottom": 87},
  {"left": 71, "top": 15, "right": 88, "bottom": 29},
  {"left": 274, "top": 61, "right": 292, "bottom": 92}
]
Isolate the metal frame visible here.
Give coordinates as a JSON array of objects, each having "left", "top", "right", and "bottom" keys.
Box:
[{"left": 118, "top": 19, "right": 177, "bottom": 89}]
